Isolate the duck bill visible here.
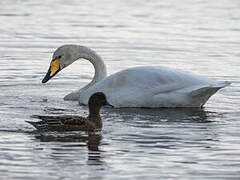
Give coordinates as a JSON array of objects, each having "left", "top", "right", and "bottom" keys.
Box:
[
  {"left": 106, "top": 102, "right": 114, "bottom": 108},
  {"left": 42, "top": 58, "right": 61, "bottom": 83}
]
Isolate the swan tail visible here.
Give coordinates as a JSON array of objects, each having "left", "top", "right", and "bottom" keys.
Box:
[
  {"left": 212, "top": 81, "right": 231, "bottom": 88},
  {"left": 190, "top": 81, "right": 231, "bottom": 97}
]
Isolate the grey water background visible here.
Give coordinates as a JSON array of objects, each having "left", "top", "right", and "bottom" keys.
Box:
[{"left": 0, "top": 0, "right": 240, "bottom": 179}]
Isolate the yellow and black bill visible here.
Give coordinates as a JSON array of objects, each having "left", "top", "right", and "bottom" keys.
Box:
[{"left": 42, "top": 58, "right": 61, "bottom": 83}]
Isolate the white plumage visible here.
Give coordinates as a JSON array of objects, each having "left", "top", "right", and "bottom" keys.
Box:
[
  {"left": 78, "top": 66, "right": 229, "bottom": 107},
  {"left": 43, "top": 45, "right": 230, "bottom": 108}
]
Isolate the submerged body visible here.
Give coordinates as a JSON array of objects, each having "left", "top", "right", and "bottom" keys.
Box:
[
  {"left": 42, "top": 45, "right": 230, "bottom": 108},
  {"left": 26, "top": 92, "right": 107, "bottom": 132}
]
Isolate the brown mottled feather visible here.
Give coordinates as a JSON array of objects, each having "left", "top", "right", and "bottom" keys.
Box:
[{"left": 26, "top": 92, "right": 107, "bottom": 132}]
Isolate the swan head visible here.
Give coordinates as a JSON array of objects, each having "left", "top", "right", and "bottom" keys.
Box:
[{"left": 42, "top": 45, "right": 80, "bottom": 83}]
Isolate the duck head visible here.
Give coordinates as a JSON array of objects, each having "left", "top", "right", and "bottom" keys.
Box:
[{"left": 88, "top": 92, "right": 108, "bottom": 108}]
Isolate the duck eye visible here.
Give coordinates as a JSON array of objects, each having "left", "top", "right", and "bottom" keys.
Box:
[{"left": 58, "top": 55, "right": 62, "bottom": 59}]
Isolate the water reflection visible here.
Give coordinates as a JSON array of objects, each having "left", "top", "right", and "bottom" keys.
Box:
[
  {"left": 0, "top": 0, "right": 239, "bottom": 178},
  {"left": 103, "top": 107, "right": 214, "bottom": 125},
  {"left": 35, "top": 132, "right": 102, "bottom": 151},
  {"left": 34, "top": 132, "right": 105, "bottom": 166}
]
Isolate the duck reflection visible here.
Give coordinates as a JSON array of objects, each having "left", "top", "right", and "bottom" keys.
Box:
[
  {"left": 35, "top": 132, "right": 102, "bottom": 151},
  {"left": 33, "top": 132, "right": 106, "bottom": 167}
]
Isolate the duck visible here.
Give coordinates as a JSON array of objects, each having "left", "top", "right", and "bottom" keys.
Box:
[
  {"left": 41, "top": 44, "right": 230, "bottom": 108},
  {"left": 26, "top": 92, "right": 107, "bottom": 131}
]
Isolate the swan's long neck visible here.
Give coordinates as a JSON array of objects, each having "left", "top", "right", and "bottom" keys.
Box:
[
  {"left": 77, "top": 46, "right": 107, "bottom": 88},
  {"left": 81, "top": 47, "right": 106, "bottom": 82},
  {"left": 63, "top": 46, "right": 107, "bottom": 101}
]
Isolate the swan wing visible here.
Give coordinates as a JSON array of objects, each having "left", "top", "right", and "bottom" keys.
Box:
[{"left": 79, "top": 66, "right": 230, "bottom": 107}]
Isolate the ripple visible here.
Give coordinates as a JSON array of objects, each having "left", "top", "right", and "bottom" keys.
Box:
[{"left": 0, "top": 0, "right": 240, "bottom": 179}]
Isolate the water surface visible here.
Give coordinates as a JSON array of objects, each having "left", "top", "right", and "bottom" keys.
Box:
[{"left": 0, "top": 0, "right": 240, "bottom": 179}]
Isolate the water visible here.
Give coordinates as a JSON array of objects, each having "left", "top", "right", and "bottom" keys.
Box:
[{"left": 0, "top": 0, "right": 240, "bottom": 179}]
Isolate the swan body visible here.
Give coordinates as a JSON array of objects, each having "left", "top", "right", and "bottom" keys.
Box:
[
  {"left": 78, "top": 66, "right": 230, "bottom": 107},
  {"left": 42, "top": 45, "right": 230, "bottom": 108}
]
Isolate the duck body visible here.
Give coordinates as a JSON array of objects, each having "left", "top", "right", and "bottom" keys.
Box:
[
  {"left": 27, "top": 115, "right": 101, "bottom": 132},
  {"left": 79, "top": 66, "right": 230, "bottom": 108},
  {"left": 27, "top": 92, "right": 107, "bottom": 132},
  {"left": 41, "top": 45, "right": 230, "bottom": 108}
]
